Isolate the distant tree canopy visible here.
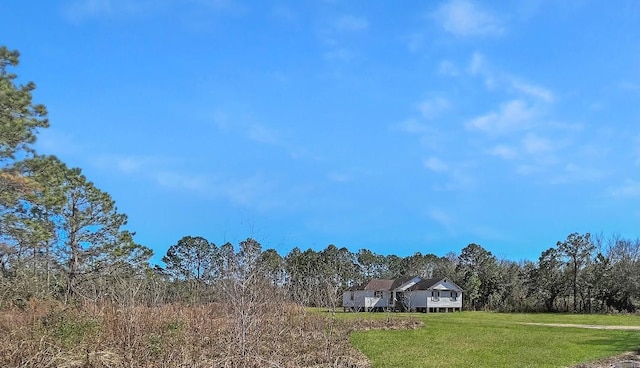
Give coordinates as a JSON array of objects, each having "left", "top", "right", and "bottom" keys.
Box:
[
  {"left": 152, "top": 232, "right": 640, "bottom": 313},
  {"left": 1, "top": 45, "right": 639, "bottom": 314}
]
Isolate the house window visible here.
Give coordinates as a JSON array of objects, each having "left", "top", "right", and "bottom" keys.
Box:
[
  {"left": 374, "top": 291, "right": 383, "bottom": 298},
  {"left": 431, "top": 291, "right": 440, "bottom": 301},
  {"left": 451, "top": 291, "right": 458, "bottom": 301}
]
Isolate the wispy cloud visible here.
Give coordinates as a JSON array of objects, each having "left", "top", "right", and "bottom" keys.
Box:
[
  {"left": 488, "top": 144, "right": 517, "bottom": 160},
  {"left": 63, "top": 0, "right": 158, "bottom": 22},
  {"left": 327, "top": 172, "right": 352, "bottom": 183},
  {"left": 112, "top": 156, "right": 150, "bottom": 174},
  {"left": 466, "top": 100, "right": 537, "bottom": 134},
  {"left": 323, "top": 48, "right": 356, "bottom": 62},
  {"left": 155, "top": 170, "right": 281, "bottom": 210},
  {"left": 512, "top": 80, "right": 554, "bottom": 103},
  {"left": 211, "top": 110, "right": 283, "bottom": 146},
  {"left": 62, "top": 0, "right": 236, "bottom": 23},
  {"left": 635, "top": 134, "right": 640, "bottom": 166},
  {"left": 433, "top": 0, "right": 504, "bottom": 37},
  {"left": 468, "top": 52, "right": 486, "bottom": 75},
  {"left": 317, "top": 14, "right": 369, "bottom": 63},
  {"left": 155, "top": 170, "right": 209, "bottom": 192},
  {"left": 429, "top": 208, "right": 455, "bottom": 233},
  {"left": 393, "top": 118, "right": 431, "bottom": 135},
  {"left": 246, "top": 123, "right": 280, "bottom": 145},
  {"left": 609, "top": 179, "right": 640, "bottom": 198},
  {"left": 438, "top": 60, "right": 460, "bottom": 77},
  {"left": 271, "top": 6, "right": 297, "bottom": 22},
  {"left": 417, "top": 97, "right": 451, "bottom": 120},
  {"left": 467, "top": 52, "right": 554, "bottom": 102},
  {"left": 521, "top": 133, "right": 553, "bottom": 154},
  {"left": 423, "top": 156, "right": 449, "bottom": 172},
  {"left": 92, "top": 154, "right": 177, "bottom": 175},
  {"left": 334, "top": 15, "right": 369, "bottom": 32},
  {"left": 93, "top": 153, "right": 284, "bottom": 209},
  {"left": 35, "top": 130, "right": 82, "bottom": 156}
]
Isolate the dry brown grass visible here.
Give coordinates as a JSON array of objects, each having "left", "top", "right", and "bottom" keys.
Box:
[{"left": 0, "top": 301, "right": 418, "bottom": 368}]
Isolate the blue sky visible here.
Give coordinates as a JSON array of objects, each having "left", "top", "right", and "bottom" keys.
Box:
[{"left": 3, "top": 0, "right": 639, "bottom": 263}]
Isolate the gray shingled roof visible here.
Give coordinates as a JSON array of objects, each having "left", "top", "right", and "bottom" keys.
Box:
[
  {"left": 346, "top": 278, "right": 394, "bottom": 291},
  {"left": 348, "top": 276, "right": 463, "bottom": 292}
]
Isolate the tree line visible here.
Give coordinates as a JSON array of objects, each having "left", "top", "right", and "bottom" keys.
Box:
[
  {"left": 1, "top": 46, "right": 639, "bottom": 314},
  {"left": 155, "top": 232, "right": 640, "bottom": 313}
]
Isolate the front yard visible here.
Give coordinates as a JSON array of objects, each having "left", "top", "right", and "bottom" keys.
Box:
[{"left": 348, "top": 312, "right": 640, "bottom": 367}]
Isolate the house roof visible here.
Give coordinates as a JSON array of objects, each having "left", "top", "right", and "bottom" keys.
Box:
[
  {"left": 390, "top": 275, "right": 418, "bottom": 290},
  {"left": 347, "top": 276, "right": 463, "bottom": 292},
  {"left": 407, "top": 277, "right": 464, "bottom": 292},
  {"left": 363, "top": 279, "right": 394, "bottom": 290},
  {"left": 347, "top": 278, "right": 394, "bottom": 291}
]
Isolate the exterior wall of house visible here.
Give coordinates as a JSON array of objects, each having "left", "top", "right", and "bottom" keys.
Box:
[
  {"left": 432, "top": 280, "right": 461, "bottom": 292},
  {"left": 342, "top": 290, "right": 392, "bottom": 310},
  {"left": 404, "top": 289, "right": 463, "bottom": 310}
]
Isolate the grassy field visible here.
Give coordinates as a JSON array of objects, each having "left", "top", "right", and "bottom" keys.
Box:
[{"left": 347, "top": 312, "right": 640, "bottom": 368}]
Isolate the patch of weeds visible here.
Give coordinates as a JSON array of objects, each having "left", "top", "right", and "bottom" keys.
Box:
[
  {"left": 51, "top": 316, "right": 99, "bottom": 348},
  {"left": 147, "top": 334, "right": 162, "bottom": 356},
  {"left": 165, "top": 320, "right": 183, "bottom": 335},
  {"left": 39, "top": 308, "right": 99, "bottom": 349}
]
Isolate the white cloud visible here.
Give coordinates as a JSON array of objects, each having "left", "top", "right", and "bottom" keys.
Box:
[
  {"left": 334, "top": 15, "right": 369, "bottom": 32},
  {"left": 407, "top": 33, "right": 426, "bottom": 52},
  {"left": 247, "top": 123, "right": 279, "bottom": 145},
  {"left": 428, "top": 208, "right": 455, "bottom": 233},
  {"left": 63, "top": 0, "right": 159, "bottom": 22},
  {"left": 35, "top": 130, "right": 81, "bottom": 156},
  {"left": 466, "top": 100, "right": 537, "bottom": 134},
  {"left": 468, "top": 52, "right": 485, "bottom": 75},
  {"left": 327, "top": 172, "right": 351, "bottom": 183},
  {"left": 424, "top": 156, "right": 449, "bottom": 172},
  {"left": 114, "top": 157, "right": 145, "bottom": 173},
  {"left": 488, "top": 144, "right": 517, "bottom": 160},
  {"left": 516, "top": 164, "right": 540, "bottom": 176},
  {"left": 635, "top": 134, "right": 640, "bottom": 166},
  {"left": 467, "top": 53, "right": 554, "bottom": 103},
  {"left": 272, "top": 6, "right": 297, "bottom": 22},
  {"left": 521, "top": 133, "right": 553, "bottom": 154},
  {"left": 323, "top": 47, "right": 356, "bottom": 62},
  {"left": 64, "top": 0, "right": 113, "bottom": 21},
  {"left": 438, "top": 60, "right": 459, "bottom": 77},
  {"left": 512, "top": 80, "right": 554, "bottom": 103},
  {"left": 417, "top": 97, "right": 450, "bottom": 120},
  {"left": 547, "top": 163, "right": 609, "bottom": 185},
  {"left": 393, "top": 119, "right": 430, "bottom": 134},
  {"left": 155, "top": 170, "right": 209, "bottom": 192},
  {"left": 155, "top": 171, "right": 280, "bottom": 210},
  {"left": 63, "top": 0, "right": 236, "bottom": 22},
  {"left": 211, "top": 110, "right": 284, "bottom": 147},
  {"left": 610, "top": 179, "right": 640, "bottom": 198},
  {"left": 434, "top": 0, "right": 504, "bottom": 37}
]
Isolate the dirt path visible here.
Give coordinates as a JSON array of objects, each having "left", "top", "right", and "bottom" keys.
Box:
[{"left": 520, "top": 322, "right": 640, "bottom": 331}]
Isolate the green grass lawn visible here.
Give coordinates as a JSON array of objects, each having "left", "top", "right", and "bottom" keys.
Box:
[{"left": 348, "top": 312, "right": 640, "bottom": 368}]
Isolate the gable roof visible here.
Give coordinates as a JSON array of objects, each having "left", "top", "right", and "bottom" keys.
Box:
[
  {"left": 347, "top": 276, "right": 463, "bottom": 292},
  {"left": 347, "top": 278, "right": 394, "bottom": 291},
  {"left": 406, "top": 277, "right": 464, "bottom": 292},
  {"left": 390, "top": 275, "right": 419, "bottom": 290}
]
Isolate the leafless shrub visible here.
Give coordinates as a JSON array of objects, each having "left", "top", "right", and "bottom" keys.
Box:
[{"left": 0, "top": 299, "right": 418, "bottom": 368}]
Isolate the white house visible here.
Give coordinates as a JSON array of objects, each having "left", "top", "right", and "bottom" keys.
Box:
[{"left": 343, "top": 276, "right": 463, "bottom": 312}]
